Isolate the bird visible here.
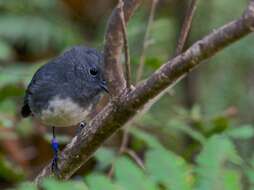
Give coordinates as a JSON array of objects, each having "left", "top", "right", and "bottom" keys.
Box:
[{"left": 21, "top": 46, "right": 108, "bottom": 174}]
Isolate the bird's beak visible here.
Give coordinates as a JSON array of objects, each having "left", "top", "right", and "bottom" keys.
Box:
[{"left": 100, "top": 80, "right": 109, "bottom": 93}]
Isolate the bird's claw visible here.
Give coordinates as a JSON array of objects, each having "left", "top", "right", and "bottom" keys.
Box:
[
  {"left": 80, "top": 121, "right": 86, "bottom": 129},
  {"left": 76, "top": 121, "right": 86, "bottom": 134},
  {"left": 51, "top": 155, "right": 60, "bottom": 176}
]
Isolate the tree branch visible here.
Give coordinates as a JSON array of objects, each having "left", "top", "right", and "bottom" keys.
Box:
[
  {"left": 35, "top": 0, "right": 254, "bottom": 184},
  {"left": 119, "top": 0, "right": 132, "bottom": 89},
  {"left": 175, "top": 0, "right": 198, "bottom": 55},
  {"left": 104, "top": 0, "right": 141, "bottom": 96}
]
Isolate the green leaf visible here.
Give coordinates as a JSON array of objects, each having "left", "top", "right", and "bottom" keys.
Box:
[
  {"left": 195, "top": 135, "right": 241, "bottom": 190},
  {"left": 246, "top": 168, "right": 254, "bottom": 185},
  {"left": 226, "top": 125, "right": 254, "bottom": 139},
  {"left": 0, "top": 154, "right": 25, "bottom": 182},
  {"left": 1, "top": 63, "right": 42, "bottom": 82},
  {"left": 86, "top": 173, "right": 121, "bottom": 190},
  {"left": 168, "top": 119, "right": 206, "bottom": 144},
  {"left": 149, "top": 18, "right": 176, "bottom": 59},
  {"left": 145, "top": 57, "right": 163, "bottom": 69},
  {"left": 94, "top": 147, "right": 116, "bottom": 170},
  {"left": 0, "top": 0, "right": 57, "bottom": 12},
  {"left": 223, "top": 169, "right": 242, "bottom": 190},
  {"left": 190, "top": 105, "right": 202, "bottom": 121},
  {"left": 42, "top": 178, "right": 88, "bottom": 190},
  {"left": 210, "top": 116, "right": 229, "bottom": 135},
  {"left": 17, "top": 182, "right": 37, "bottom": 190},
  {"left": 16, "top": 118, "right": 33, "bottom": 137},
  {"left": 114, "top": 156, "right": 157, "bottom": 190},
  {"left": 0, "top": 116, "right": 14, "bottom": 129},
  {"left": 250, "top": 155, "right": 254, "bottom": 168},
  {"left": 146, "top": 149, "right": 192, "bottom": 190},
  {"left": 0, "top": 63, "right": 43, "bottom": 102},
  {"left": 0, "top": 15, "right": 82, "bottom": 52},
  {"left": 129, "top": 128, "right": 163, "bottom": 149},
  {"left": 0, "top": 40, "right": 12, "bottom": 60},
  {"left": 0, "top": 99, "right": 16, "bottom": 114},
  {"left": 136, "top": 112, "right": 163, "bottom": 127},
  {"left": 0, "top": 98, "right": 19, "bottom": 130}
]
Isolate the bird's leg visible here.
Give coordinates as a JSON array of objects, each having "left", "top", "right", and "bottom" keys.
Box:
[
  {"left": 51, "top": 126, "right": 60, "bottom": 175},
  {"left": 76, "top": 121, "right": 86, "bottom": 134}
]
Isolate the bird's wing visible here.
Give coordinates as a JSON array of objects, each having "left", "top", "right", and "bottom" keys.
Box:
[
  {"left": 21, "top": 65, "right": 45, "bottom": 117},
  {"left": 21, "top": 63, "right": 56, "bottom": 117},
  {"left": 21, "top": 59, "right": 74, "bottom": 118}
]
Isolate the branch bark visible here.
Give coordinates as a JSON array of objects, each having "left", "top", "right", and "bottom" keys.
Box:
[
  {"left": 35, "top": 0, "right": 254, "bottom": 184},
  {"left": 119, "top": 0, "right": 132, "bottom": 89},
  {"left": 175, "top": 0, "right": 198, "bottom": 55},
  {"left": 104, "top": 0, "right": 141, "bottom": 96}
]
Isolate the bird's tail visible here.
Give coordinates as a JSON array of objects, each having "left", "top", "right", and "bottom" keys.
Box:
[{"left": 21, "top": 103, "right": 31, "bottom": 117}]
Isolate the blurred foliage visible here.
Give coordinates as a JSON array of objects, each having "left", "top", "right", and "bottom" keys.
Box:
[
  {"left": 0, "top": 0, "right": 83, "bottom": 54},
  {"left": 0, "top": 154, "right": 25, "bottom": 182},
  {"left": 0, "top": 0, "right": 253, "bottom": 189},
  {"left": 13, "top": 125, "right": 253, "bottom": 189}
]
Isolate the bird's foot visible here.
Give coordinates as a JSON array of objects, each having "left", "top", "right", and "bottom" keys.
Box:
[
  {"left": 51, "top": 154, "right": 60, "bottom": 176},
  {"left": 76, "top": 121, "right": 86, "bottom": 134}
]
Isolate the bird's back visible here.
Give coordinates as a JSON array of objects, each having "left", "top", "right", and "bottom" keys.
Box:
[{"left": 22, "top": 60, "right": 67, "bottom": 117}]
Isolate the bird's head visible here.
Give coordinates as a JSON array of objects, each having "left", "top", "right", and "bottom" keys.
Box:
[{"left": 66, "top": 46, "right": 109, "bottom": 95}]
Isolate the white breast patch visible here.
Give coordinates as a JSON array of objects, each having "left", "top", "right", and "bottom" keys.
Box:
[{"left": 38, "top": 96, "right": 91, "bottom": 127}]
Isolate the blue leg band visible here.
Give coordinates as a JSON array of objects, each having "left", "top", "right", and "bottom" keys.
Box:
[{"left": 51, "top": 127, "right": 60, "bottom": 175}]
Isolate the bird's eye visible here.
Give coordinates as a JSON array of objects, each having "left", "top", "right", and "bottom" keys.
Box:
[{"left": 89, "top": 68, "right": 98, "bottom": 76}]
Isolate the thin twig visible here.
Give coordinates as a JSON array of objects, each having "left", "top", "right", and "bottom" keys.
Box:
[
  {"left": 107, "top": 140, "right": 144, "bottom": 178},
  {"left": 107, "top": 162, "right": 114, "bottom": 178},
  {"left": 119, "top": 0, "right": 132, "bottom": 89},
  {"left": 119, "top": 127, "right": 129, "bottom": 152},
  {"left": 107, "top": 126, "right": 130, "bottom": 177},
  {"left": 108, "top": 125, "right": 144, "bottom": 177},
  {"left": 104, "top": 0, "right": 141, "bottom": 96},
  {"left": 123, "top": 148, "right": 145, "bottom": 170},
  {"left": 136, "top": 0, "right": 158, "bottom": 83},
  {"left": 175, "top": 0, "right": 198, "bottom": 55}
]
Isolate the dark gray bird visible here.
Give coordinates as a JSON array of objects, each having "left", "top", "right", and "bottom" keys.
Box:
[{"left": 21, "top": 46, "right": 108, "bottom": 173}]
